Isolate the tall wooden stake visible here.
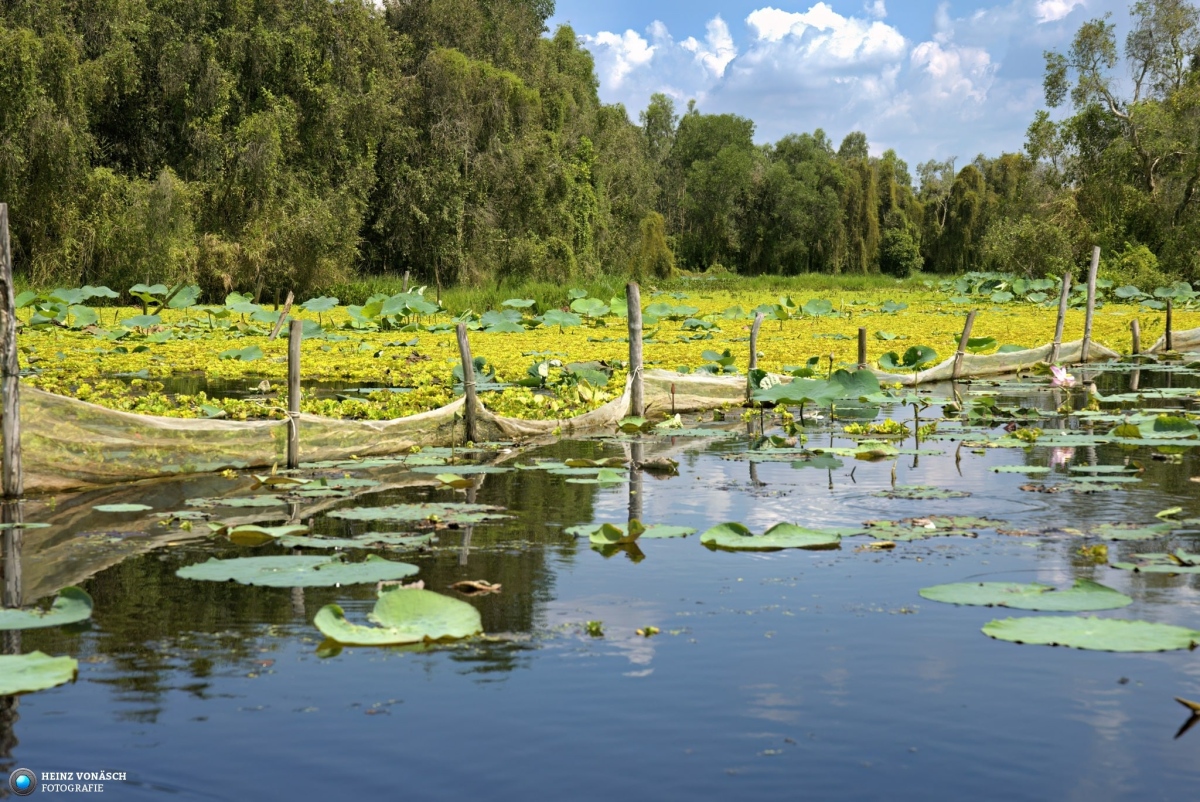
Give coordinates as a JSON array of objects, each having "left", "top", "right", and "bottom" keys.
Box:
[
  {"left": 952, "top": 310, "right": 978, "bottom": 380},
  {"left": 1049, "top": 271, "right": 1071, "bottom": 364},
  {"left": 403, "top": 270, "right": 410, "bottom": 294},
  {"left": 1131, "top": 319, "right": 1141, "bottom": 356},
  {"left": 0, "top": 205, "right": 20, "bottom": 498},
  {"left": 747, "top": 312, "right": 764, "bottom": 400},
  {"left": 286, "top": 320, "right": 302, "bottom": 469},
  {"left": 268, "top": 290, "right": 294, "bottom": 341},
  {"left": 1080, "top": 246, "right": 1100, "bottom": 363},
  {"left": 626, "top": 283, "right": 644, "bottom": 418},
  {"left": 456, "top": 323, "right": 477, "bottom": 443},
  {"left": 1166, "top": 299, "right": 1174, "bottom": 352},
  {"left": 857, "top": 327, "right": 867, "bottom": 369}
]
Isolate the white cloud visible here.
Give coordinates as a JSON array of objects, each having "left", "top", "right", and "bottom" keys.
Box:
[
  {"left": 681, "top": 16, "right": 738, "bottom": 77},
  {"left": 865, "top": 0, "right": 887, "bottom": 19},
  {"left": 910, "top": 41, "right": 995, "bottom": 102},
  {"left": 744, "top": 3, "right": 906, "bottom": 65},
  {"left": 1034, "top": 0, "right": 1086, "bottom": 24},
  {"left": 584, "top": 29, "right": 656, "bottom": 87}
]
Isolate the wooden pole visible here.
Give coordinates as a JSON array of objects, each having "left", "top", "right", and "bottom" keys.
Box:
[
  {"left": 1080, "top": 246, "right": 1100, "bottom": 363},
  {"left": 1131, "top": 319, "right": 1141, "bottom": 356},
  {"left": 1049, "top": 271, "right": 1072, "bottom": 364},
  {"left": 0, "top": 205, "right": 21, "bottom": 498},
  {"left": 456, "top": 323, "right": 477, "bottom": 443},
  {"left": 403, "top": 270, "right": 410, "bottom": 294},
  {"left": 286, "top": 320, "right": 302, "bottom": 469},
  {"left": 952, "top": 310, "right": 978, "bottom": 380},
  {"left": 1166, "top": 299, "right": 1174, "bottom": 352},
  {"left": 268, "top": 290, "right": 294, "bottom": 341},
  {"left": 857, "top": 327, "right": 867, "bottom": 370},
  {"left": 747, "top": 312, "right": 764, "bottom": 400},
  {"left": 626, "top": 283, "right": 644, "bottom": 418}
]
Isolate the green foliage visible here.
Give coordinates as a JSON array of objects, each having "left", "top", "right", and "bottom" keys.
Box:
[
  {"left": 879, "top": 229, "right": 922, "bottom": 278},
  {"left": 631, "top": 212, "right": 675, "bottom": 280}
]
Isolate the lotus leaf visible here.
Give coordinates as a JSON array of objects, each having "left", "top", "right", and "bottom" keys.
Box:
[
  {"left": 983, "top": 616, "right": 1200, "bottom": 652},
  {"left": 991, "top": 466, "right": 1051, "bottom": 474},
  {"left": 177, "top": 554, "right": 419, "bottom": 587},
  {"left": 1113, "top": 549, "right": 1200, "bottom": 573},
  {"left": 186, "top": 495, "right": 286, "bottom": 508},
  {"left": 0, "top": 652, "right": 78, "bottom": 695},
  {"left": 700, "top": 522, "right": 844, "bottom": 551},
  {"left": 93, "top": 503, "right": 153, "bottom": 512},
  {"left": 1089, "top": 522, "right": 1173, "bottom": 541},
  {"left": 315, "top": 588, "right": 482, "bottom": 646},
  {"left": 873, "top": 485, "right": 971, "bottom": 500},
  {"left": 328, "top": 503, "right": 509, "bottom": 525},
  {"left": 921, "top": 579, "right": 1130, "bottom": 611},
  {"left": 0, "top": 587, "right": 94, "bottom": 630}
]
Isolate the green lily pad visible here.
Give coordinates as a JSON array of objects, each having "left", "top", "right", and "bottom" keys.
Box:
[
  {"left": 982, "top": 616, "right": 1200, "bottom": 652},
  {"left": 92, "top": 503, "right": 154, "bottom": 513},
  {"left": 1089, "top": 522, "right": 1173, "bottom": 541},
  {"left": 410, "top": 465, "right": 512, "bottom": 475},
  {"left": 864, "top": 516, "right": 998, "bottom": 541},
  {"left": 328, "top": 503, "right": 509, "bottom": 525},
  {"left": 176, "top": 554, "right": 419, "bottom": 587},
  {"left": 1113, "top": 549, "right": 1200, "bottom": 573},
  {"left": 186, "top": 496, "right": 287, "bottom": 508},
  {"left": 921, "top": 579, "right": 1131, "bottom": 611},
  {"left": 991, "top": 466, "right": 1051, "bottom": 475},
  {"left": 0, "top": 587, "right": 94, "bottom": 630},
  {"left": 567, "top": 521, "right": 696, "bottom": 543},
  {"left": 314, "top": 588, "right": 482, "bottom": 645},
  {"left": 0, "top": 652, "right": 78, "bottom": 695},
  {"left": 873, "top": 485, "right": 971, "bottom": 500},
  {"left": 700, "top": 522, "right": 844, "bottom": 551}
]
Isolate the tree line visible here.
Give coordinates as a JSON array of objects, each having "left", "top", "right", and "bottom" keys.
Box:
[{"left": 1, "top": 0, "right": 1196, "bottom": 298}]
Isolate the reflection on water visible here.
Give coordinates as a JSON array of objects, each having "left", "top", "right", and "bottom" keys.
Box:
[{"left": 3, "top": 369, "right": 1200, "bottom": 798}]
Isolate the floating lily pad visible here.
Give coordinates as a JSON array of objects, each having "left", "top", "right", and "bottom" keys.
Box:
[
  {"left": 872, "top": 485, "right": 971, "bottom": 500},
  {"left": 328, "top": 503, "right": 509, "bottom": 525},
  {"left": 92, "top": 503, "right": 153, "bottom": 513},
  {"left": 921, "top": 579, "right": 1131, "bottom": 611},
  {"left": 279, "top": 532, "right": 433, "bottom": 550},
  {"left": 700, "top": 522, "right": 845, "bottom": 551},
  {"left": 0, "top": 652, "right": 78, "bottom": 695},
  {"left": 982, "top": 616, "right": 1200, "bottom": 652},
  {"left": 186, "top": 496, "right": 287, "bottom": 508},
  {"left": 864, "top": 516, "right": 998, "bottom": 541},
  {"left": 314, "top": 588, "right": 482, "bottom": 645},
  {"left": 0, "top": 587, "right": 93, "bottom": 630},
  {"left": 567, "top": 521, "right": 696, "bottom": 543},
  {"left": 410, "top": 465, "right": 512, "bottom": 475},
  {"left": 991, "top": 466, "right": 1051, "bottom": 475},
  {"left": 1089, "top": 522, "right": 1173, "bottom": 541},
  {"left": 1113, "top": 549, "right": 1200, "bottom": 573},
  {"left": 177, "top": 554, "right": 419, "bottom": 587}
]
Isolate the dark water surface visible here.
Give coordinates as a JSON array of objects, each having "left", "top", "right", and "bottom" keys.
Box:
[{"left": 5, "top": 366, "right": 1200, "bottom": 800}]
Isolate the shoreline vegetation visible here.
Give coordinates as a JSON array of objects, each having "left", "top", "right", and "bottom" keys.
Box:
[{"left": 17, "top": 272, "right": 1198, "bottom": 422}]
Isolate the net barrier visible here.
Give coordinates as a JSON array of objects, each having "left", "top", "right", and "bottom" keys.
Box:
[{"left": 15, "top": 335, "right": 1126, "bottom": 492}]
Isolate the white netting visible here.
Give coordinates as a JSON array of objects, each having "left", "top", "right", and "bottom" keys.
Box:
[{"left": 15, "top": 335, "right": 1125, "bottom": 492}]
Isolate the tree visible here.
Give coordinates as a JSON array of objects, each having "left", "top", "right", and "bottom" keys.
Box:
[{"left": 631, "top": 211, "right": 674, "bottom": 279}]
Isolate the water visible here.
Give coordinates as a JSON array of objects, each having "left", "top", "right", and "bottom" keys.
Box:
[{"left": 5, "top": 365, "right": 1200, "bottom": 800}]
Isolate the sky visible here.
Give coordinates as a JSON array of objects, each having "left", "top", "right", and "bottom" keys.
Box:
[{"left": 548, "top": 0, "right": 1137, "bottom": 164}]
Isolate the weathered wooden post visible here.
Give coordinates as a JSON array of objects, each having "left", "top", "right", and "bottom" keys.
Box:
[
  {"left": 1080, "top": 246, "right": 1100, "bottom": 363},
  {"left": 952, "top": 310, "right": 978, "bottom": 381},
  {"left": 1166, "top": 299, "right": 1174, "bottom": 352},
  {"left": 1131, "top": 319, "right": 1141, "bottom": 356},
  {"left": 403, "top": 270, "right": 410, "bottom": 294},
  {"left": 857, "top": 327, "right": 867, "bottom": 370},
  {"left": 626, "top": 283, "right": 644, "bottom": 418},
  {"left": 456, "top": 323, "right": 477, "bottom": 443},
  {"left": 268, "top": 290, "right": 294, "bottom": 341},
  {"left": 1049, "top": 271, "right": 1071, "bottom": 364},
  {"left": 0, "top": 205, "right": 20, "bottom": 498},
  {"left": 747, "top": 312, "right": 764, "bottom": 401},
  {"left": 286, "top": 320, "right": 302, "bottom": 469}
]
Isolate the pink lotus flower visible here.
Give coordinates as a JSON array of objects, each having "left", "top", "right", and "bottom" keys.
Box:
[{"left": 1050, "top": 365, "right": 1076, "bottom": 388}]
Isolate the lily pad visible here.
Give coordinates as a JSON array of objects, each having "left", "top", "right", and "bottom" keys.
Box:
[
  {"left": 0, "top": 652, "right": 78, "bottom": 695},
  {"left": 92, "top": 503, "right": 154, "bottom": 513},
  {"left": 186, "top": 496, "right": 287, "bottom": 508},
  {"left": 0, "top": 587, "right": 94, "bottom": 630},
  {"left": 314, "top": 588, "right": 482, "bottom": 645},
  {"left": 567, "top": 521, "right": 696, "bottom": 543},
  {"left": 700, "top": 522, "right": 844, "bottom": 551},
  {"left": 920, "top": 579, "right": 1131, "bottom": 611},
  {"left": 329, "top": 503, "right": 509, "bottom": 525},
  {"left": 864, "top": 516, "right": 998, "bottom": 541},
  {"left": 1113, "top": 549, "right": 1200, "bottom": 573},
  {"left": 991, "top": 466, "right": 1051, "bottom": 475},
  {"left": 982, "top": 616, "right": 1200, "bottom": 652},
  {"left": 872, "top": 485, "right": 971, "bottom": 500},
  {"left": 176, "top": 554, "right": 419, "bottom": 587},
  {"left": 1089, "top": 522, "right": 1173, "bottom": 541}
]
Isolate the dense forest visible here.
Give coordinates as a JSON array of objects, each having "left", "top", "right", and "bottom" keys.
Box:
[{"left": 2, "top": 0, "right": 1199, "bottom": 297}]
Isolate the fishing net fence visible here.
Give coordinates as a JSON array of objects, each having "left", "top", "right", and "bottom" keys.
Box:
[{"left": 13, "top": 330, "right": 1149, "bottom": 492}]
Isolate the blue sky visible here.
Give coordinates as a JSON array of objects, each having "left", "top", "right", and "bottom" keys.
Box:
[{"left": 549, "top": 0, "right": 1136, "bottom": 164}]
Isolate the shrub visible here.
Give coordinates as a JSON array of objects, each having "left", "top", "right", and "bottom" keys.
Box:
[{"left": 879, "top": 229, "right": 922, "bottom": 278}]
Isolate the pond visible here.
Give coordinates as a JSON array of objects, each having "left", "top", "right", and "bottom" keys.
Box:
[{"left": 4, "top": 361, "right": 1200, "bottom": 800}]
